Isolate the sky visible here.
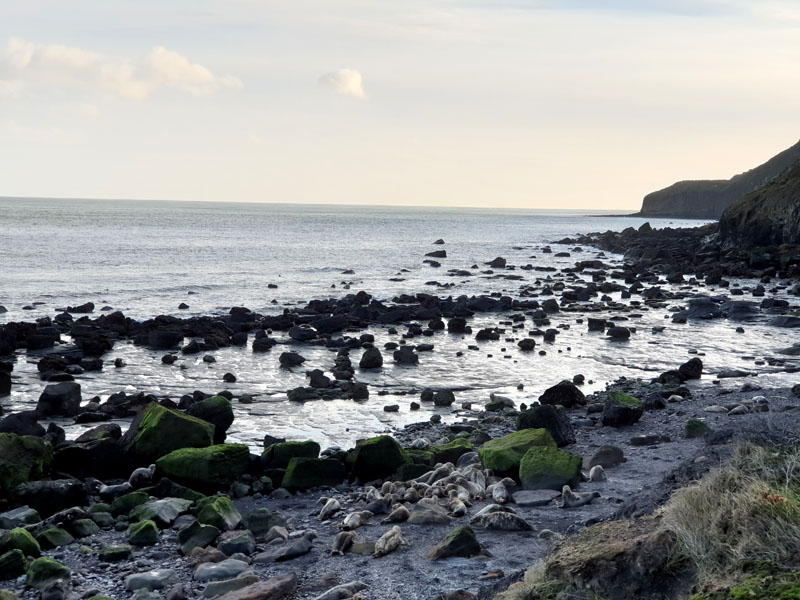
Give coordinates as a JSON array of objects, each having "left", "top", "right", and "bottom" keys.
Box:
[{"left": 1, "top": 1, "right": 799, "bottom": 209}]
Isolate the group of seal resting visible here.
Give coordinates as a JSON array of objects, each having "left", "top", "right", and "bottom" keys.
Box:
[{"left": 316, "top": 450, "right": 604, "bottom": 558}]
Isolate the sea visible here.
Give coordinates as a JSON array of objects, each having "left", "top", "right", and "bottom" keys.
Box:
[{"left": 0, "top": 197, "right": 797, "bottom": 449}]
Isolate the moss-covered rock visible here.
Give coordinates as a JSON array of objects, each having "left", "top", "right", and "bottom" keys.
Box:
[
  {"left": 519, "top": 447, "right": 582, "bottom": 490},
  {"left": 26, "top": 557, "right": 70, "bottom": 589},
  {"left": 67, "top": 519, "right": 100, "bottom": 538},
  {"left": 120, "top": 402, "right": 215, "bottom": 466},
  {"left": 478, "top": 429, "right": 556, "bottom": 478},
  {"left": 155, "top": 444, "right": 250, "bottom": 492},
  {"left": 689, "top": 564, "right": 800, "bottom": 600},
  {"left": 98, "top": 544, "right": 132, "bottom": 563},
  {"left": 348, "top": 436, "right": 411, "bottom": 482},
  {"left": 242, "top": 508, "right": 287, "bottom": 535},
  {"left": 0, "top": 528, "right": 40, "bottom": 558},
  {"left": 126, "top": 520, "right": 159, "bottom": 546},
  {"left": 516, "top": 404, "right": 576, "bottom": 447},
  {"left": 261, "top": 441, "right": 320, "bottom": 470},
  {"left": 394, "top": 463, "right": 433, "bottom": 481},
  {"left": 427, "top": 526, "right": 482, "bottom": 560},
  {"left": 602, "top": 392, "right": 644, "bottom": 427},
  {"left": 685, "top": 419, "right": 710, "bottom": 439},
  {"left": 110, "top": 491, "right": 150, "bottom": 516},
  {"left": 0, "top": 434, "right": 52, "bottom": 494},
  {"left": 196, "top": 496, "right": 241, "bottom": 531},
  {"left": 431, "top": 439, "right": 473, "bottom": 465},
  {"left": 129, "top": 498, "right": 193, "bottom": 528},
  {"left": 281, "top": 457, "right": 346, "bottom": 491},
  {"left": 186, "top": 396, "right": 235, "bottom": 444},
  {"left": 35, "top": 527, "right": 74, "bottom": 550},
  {"left": 177, "top": 520, "right": 220, "bottom": 555},
  {"left": 406, "top": 449, "right": 434, "bottom": 465},
  {"left": 0, "top": 550, "right": 26, "bottom": 581},
  {"left": 0, "top": 589, "right": 18, "bottom": 600}
]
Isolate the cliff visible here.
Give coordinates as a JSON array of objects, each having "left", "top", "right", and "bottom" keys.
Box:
[
  {"left": 719, "top": 158, "right": 800, "bottom": 247},
  {"left": 639, "top": 139, "right": 800, "bottom": 219}
]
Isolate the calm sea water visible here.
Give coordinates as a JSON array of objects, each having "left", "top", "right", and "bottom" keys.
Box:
[{"left": 0, "top": 198, "right": 796, "bottom": 448}]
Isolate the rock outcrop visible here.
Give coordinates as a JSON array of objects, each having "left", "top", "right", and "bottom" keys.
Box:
[
  {"left": 639, "top": 139, "right": 800, "bottom": 219},
  {"left": 719, "top": 158, "right": 800, "bottom": 247}
]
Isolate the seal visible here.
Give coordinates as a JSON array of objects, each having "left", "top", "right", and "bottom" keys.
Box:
[
  {"left": 476, "top": 511, "right": 534, "bottom": 531},
  {"left": 560, "top": 485, "right": 601, "bottom": 508},
  {"left": 588, "top": 465, "right": 607, "bottom": 482},
  {"left": 447, "top": 492, "right": 467, "bottom": 517},
  {"left": 491, "top": 481, "right": 510, "bottom": 504},
  {"left": 381, "top": 504, "right": 410, "bottom": 524},
  {"left": 373, "top": 525, "right": 409, "bottom": 558},
  {"left": 339, "top": 510, "right": 373, "bottom": 531},
  {"left": 469, "top": 503, "right": 514, "bottom": 524},
  {"left": 330, "top": 531, "right": 357, "bottom": 556},
  {"left": 403, "top": 487, "right": 420, "bottom": 503},
  {"left": 314, "top": 581, "right": 367, "bottom": 600},
  {"left": 317, "top": 498, "right": 342, "bottom": 521},
  {"left": 363, "top": 498, "right": 391, "bottom": 515}
]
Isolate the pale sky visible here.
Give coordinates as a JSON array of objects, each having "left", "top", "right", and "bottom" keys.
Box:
[{"left": 1, "top": 1, "right": 799, "bottom": 209}]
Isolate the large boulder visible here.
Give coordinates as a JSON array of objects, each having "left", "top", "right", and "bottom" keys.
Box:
[
  {"left": 0, "top": 434, "right": 52, "bottom": 495},
  {"left": 53, "top": 426, "right": 123, "bottom": 480},
  {"left": 120, "top": 403, "right": 214, "bottom": 467},
  {"left": 538, "top": 381, "right": 586, "bottom": 409},
  {"left": 519, "top": 446, "right": 582, "bottom": 490},
  {"left": 197, "top": 496, "right": 242, "bottom": 532},
  {"left": 430, "top": 439, "right": 472, "bottom": 464},
  {"left": 359, "top": 347, "right": 383, "bottom": 369},
  {"left": 9, "top": 480, "right": 88, "bottom": 517},
  {"left": 0, "top": 411, "right": 45, "bottom": 437},
  {"left": 0, "top": 528, "right": 41, "bottom": 558},
  {"left": 281, "top": 458, "right": 346, "bottom": 491},
  {"left": 186, "top": 396, "right": 235, "bottom": 444},
  {"left": 261, "top": 441, "right": 320, "bottom": 470},
  {"left": 602, "top": 393, "right": 644, "bottom": 427},
  {"left": 678, "top": 357, "right": 703, "bottom": 380},
  {"left": 36, "top": 382, "right": 81, "bottom": 417},
  {"left": 427, "top": 526, "right": 482, "bottom": 560},
  {"left": 478, "top": 429, "right": 556, "bottom": 479},
  {"left": 516, "top": 404, "right": 576, "bottom": 447},
  {"left": 348, "top": 436, "right": 411, "bottom": 482},
  {"left": 155, "top": 444, "right": 250, "bottom": 492}
]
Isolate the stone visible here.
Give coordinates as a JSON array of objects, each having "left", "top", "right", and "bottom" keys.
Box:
[
  {"left": 538, "top": 381, "right": 586, "bottom": 408},
  {"left": 187, "top": 397, "right": 235, "bottom": 444},
  {"left": 26, "top": 557, "right": 70, "bottom": 590},
  {"left": 684, "top": 419, "right": 710, "bottom": 439},
  {"left": 127, "top": 520, "right": 159, "bottom": 546},
  {"left": 516, "top": 404, "right": 575, "bottom": 447},
  {"left": 0, "top": 434, "right": 53, "bottom": 494},
  {"left": 519, "top": 447, "right": 582, "bottom": 490},
  {"left": 252, "top": 534, "right": 314, "bottom": 563},
  {"left": 427, "top": 526, "right": 481, "bottom": 560},
  {"left": 125, "top": 570, "right": 179, "bottom": 591},
  {"left": 359, "top": 348, "right": 383, "bottom": 369},
  {"left": 216, "top": 530, "right": 256, "bottom": 556},
  {"left": 0, "top": 528, "right": 41, "bottom": 558},
  {"left": 178, "top": 520, "right": 221, "bottom": 555},
  {"left": 433, "top": 391, "right": 455, "bottom": 406},
  {"left": 513, "top": 489, "right": 561, "bottom": 507},
  {"left": 194, "top": 559, "right": 250, "bottom": 583},
  {"left": 99, "top": 544, "right": 132, "bottom": 562},
  {"left": 431, "top": 439, "right": 472, "bottom": 465},
  {"left": 0, "top": 549, "right": 26, "bottom": 580},
  {"left": 36, "top": 382, "right": 82, "bottom": 417},
  {"left": 130, "top": 498, "right": 193, "bottom": 528},
  {"left": 348, "top": 436, "right": 411, "bottom": 482},
  {"left": 197, "top": 497, "right": 242, "bottom": 532},
  {"left": 203, "top": 574, "right": 260, "bottom": 598},
  {"left": 111, "top": 491, "right": 150, "bottom": 515},
  {"left": 242, "top": 509, "right": 287, "bottom": 535},
  {"left": 0, "top": 505, "right": 41, "bottom": 529},
  {"left": 156, "top": 444, "right": 250, "bottom": 492},
  {"left": 35, "top": 527, "right": 74, "bottom": 550},
  {"left": 120, "top": 402, "right": 215, "bottom": 467},
  {"left": 601, "top": 393, "right": 643, "bottom": 427},
  {"left": 215, "top": 573, "right": 297, "bottom": 600},
  {"left": 587, "top": 445, "right": 625, "bottom": 469},
  {"left": 478, "top": 429, "right": 556, "bottom": 478},
  {"left": 9, "top": 479, "right": 88, "bottom": 518},
  {"left": 678, "top": 357, "right": 703, "bottom": 380},
  {"left": 261, "top": 441, "right": 320, "bottom": 470},
  {"left": 67, "top": 518, "right": 99, "bottom": 538},
  {"left": 281, "top": 458, "right": 346, "bottom": 491}
]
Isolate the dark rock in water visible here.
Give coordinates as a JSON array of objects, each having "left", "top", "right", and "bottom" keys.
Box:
[
  {"left": 0, "top": 411, "right": 46, "bottom": 437},
  {"left": 447, "top": 317, "right": 469, "bottom": 333},
  {"left": 178, "top": 303, "right": 189, "bottom": 310},
  {"left": 393, "top": 346, "right": 419, "bottom": 365},
  {"left": 186, "top": 396, "right": 234, "bottom": 444},
  {"left": 606, "top": 326, "right": 630, "bottom": 340},
  {"left": 672, "top": 298, "right": 722, "bottom": 321},
  {"left": 587, "top": 318, "right": 606, "bottom": 332},
  {"left": 770, "top": 316, "right": 800, "bottom": 328},
  {"left": 426, "top": 250, "right": 447, "bottom": 258},
  {"left": 0, "top": 371, "right": 10, "bottom": 397},
  {"left": 181, "top": 340, "right": 201, "bottom": 355},
  {"left": 433, "top": 390, "right": 455, "bottom": 406},
  {"left": 601, "top": 393, "right": 643, "bottom": 427},
  {"left": 231, "top": 332, "right": 248, "bottom": 346},
  {"left": 9, "top": 480, "right": 89, "bottom": 517},
  {"left": 475, "top": 329, "right": 500, "bottom": 341},
  {"left": 516, "top": 404, "right": 575, "bottom": 447},
  {"left": 489, "top": 257, "right": 507, "bottom": 268},
  {"left": 587, "top": 445, "right": 625, "bottom": 469},
  {"left": 656, "top": 370, "right": 683, "bottom": 386},
  {"left": 541, "top": 298, "right": 560, "bottom": 313},
  {"left": 36, "top": 382, "right": 81, "bottom": 418},
  {"left": 222, "top": 373, "right": 236, "bottom": 383},
  {"left": 279, "top": 352, "right": 306, "bottom": 369},
  {"left": 74, "top": 412, "right": 111, "bottom": 424},
  {"left": 678, "top": 357, "right": 703, "bottom": 380},
  {"left": 433, "top": 238, "right": 445, "bottom": 245},
  {"left": 286, "top": 387, "right": 320, "bottom": 402},
  {"left": 777, "top": 343, "right": 800, "bottom": 356},
  {"left": 162, "top": 354, "right": 178, "bottom": 365},
  {"left": 148, "top": 330, "right": 183, "bottom": 350},
  {"left": 288, "top": 326, "right": 317, "bottom": 342},
  {"left": 67, "top": 302, "right": 94, "bottom": 313},
  {"left": 538, "top": 381, "right": 586, "bottom": 409},
  {"left": 251, "top": 337, "right": 276, "bottom": 352},
  {"left": 306, "top": 369, "right": 331, "bottom": 388},
  {"left": 517, "top": 338, "right": 536, "bottom": 351},
  {"left": 309, "top": 315, "right": 348, "bottom": 334},
  {"left": 359, "top": 347, "right": 383, "bottom": 369},
  {"left": 722, "top": 301, "right": 759, "bottom": 321}
]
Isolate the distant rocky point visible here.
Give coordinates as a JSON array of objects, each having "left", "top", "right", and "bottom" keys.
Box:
[{"left": 637, "top": 138, "right": 800, "bottom": 219}]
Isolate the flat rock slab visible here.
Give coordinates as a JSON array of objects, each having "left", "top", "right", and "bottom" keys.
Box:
[
  {"left": 125, "top": 569, "right": 178, "bottom": 591},
  {"left": 513, "top": 490, "right": 560, "bottom": 507},
  {"left": 194, "top": 559, "right": 250, "bottom": 583},
  {"left": 217, "top": 573, "right": 297, "bottom": 600}
]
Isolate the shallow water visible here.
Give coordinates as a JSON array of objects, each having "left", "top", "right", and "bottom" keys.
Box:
[{"left": 1, "top": 198, "right": 797, "bottom": 449}]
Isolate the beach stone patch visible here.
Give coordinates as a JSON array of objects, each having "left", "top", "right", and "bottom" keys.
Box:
[
  {"left": 216, "top": 530, "right": 256, "bottom": 556},
  {"left": 178, "top": 520, "right": 221, "bottom": 555},
  {"left": 587, "top": 445, "right": 625, "bottom": 469},
  {"left": 252, "top": 533, "right": 314, "bottom": 563},
  {"left": 215, "top": 573, "right": 297, "bottom": 600},
  {"left": 125, "top": 569, "right": 178, "bottom": 591},
  {"left": 194, "top": 559, "right": 250, "bottom": 583}
]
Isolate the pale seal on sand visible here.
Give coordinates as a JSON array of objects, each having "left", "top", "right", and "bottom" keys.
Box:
[
  {"left": 330, "top": 531, "right": 357, "bottom": 556},
  {"left": 314, "top": 581, "right": 367, "bottom": 600},
  {"left": 469, "top": 504, "right": 515, "bottom": 524},
  {"left": 588, "top": 465, "right": 607, "bottom": 482},
  {"left": 560, "top": 485, "right": 601, "bottom": 508},
  {"left": 373, "top": 526, "right": 409, "bottom": 558},
  {"left": 381, "top": 504, "right": 410, "bottom": 524},
  {"left": 491, "top": 481, "right": 510, "bottom": 504},
  {"left": 476, "top": 511, "right": 534, "bottom": 531},
  {"left": 339, "top": 510, "right": 373, "bottom": 531},
  {"left": 317, "top": 498, "right": 341, "bottom": 521}
]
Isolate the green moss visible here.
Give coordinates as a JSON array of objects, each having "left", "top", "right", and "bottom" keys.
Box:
[
  {"left": 0, "top": 434, "right": 53, "bottom": 494},
  {"left": 407, "top": 449, "right": 434, "bottom": 465},
  {"left": 431, "top": 438, "right": 473, "bottom": 465},
  {"left": 126, "top": 520, "right": 159, "bottom": 546},
  {"left": 155, "top": 444, "right": 250, "bottom": 492},
  {"left": 26, "top": 557, "right": 70, "bottom": 589},
  {"left": 478, "top": 429, "right": 556, "bottom": 478},
  {"left": 348, "top": 436, "right": 411, "bottom": 482},
  {"left": 196, "top": 496, "right": 241, "bottom": 531},
  {"left": 519, "top": 447, "right": 582, "bottom": 490},
  {"left": 607, "top": 392, "right": 641, "bottom": 408},
  {"left": 131, "top": 402, "right": 215, "bottom": 463},
  {"left": 35, "top": 527, "right": 74, "bottom": 550},
  {"left": 685, "top": 419, "right": 710, "bottom": 439},
  {"left": 0, "top": 550, "right": 26, "bottom": 581},
  {"left": 281, "top": 457, "right": 346, "bottom": 491},
  {"left": 110, "top": 491, "right": 149, "bottom": 516},
  {"left": 0, "top": 590, "right": 19, "bottom": 600},
  {"left": 394, "top": 463, "right": 433, "bottom": 481},
  {"left": 261, "top": 440, "right": 320, "bottom": 470},
  {"left": 0, "top": 528, "right": 40, "bottom": 558}
]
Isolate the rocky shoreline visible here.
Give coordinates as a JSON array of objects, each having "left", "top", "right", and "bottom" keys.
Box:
[{"left": 1, "top": 221, "right": 799, "bottom": 600}]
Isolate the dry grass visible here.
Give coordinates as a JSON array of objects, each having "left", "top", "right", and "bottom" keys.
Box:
[{"left": 663, "top": 442, "right": 800, "bottom": 583}]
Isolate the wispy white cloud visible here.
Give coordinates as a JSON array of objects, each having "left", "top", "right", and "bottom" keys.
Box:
[
  {"left": 318, "top": 68, "right": 365, "bottom": 98},
  {"left": 0, "top": 37, "right": 243, "bottom": 100}
]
